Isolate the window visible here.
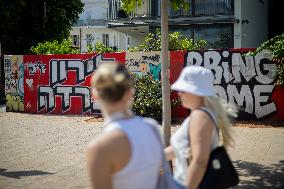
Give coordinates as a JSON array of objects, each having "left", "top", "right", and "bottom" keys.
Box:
[
  {"left": 102, "top": 34, "right": 109, "bottom": 47},
  {"left": 195, "top": 0, "right": 234, "bottom": 16},
  {"left": 72, "top": 35, "right": 79, "bottom": 46},
  {"left": 154, "top": 23, "right": 233, "bottom": 49},
  {"left": 194, "top": 24, "right": 233, "bottom": 48},
  {"left": 86, "top": 34, "right": 94, "bottom": 46},
  {"left": 114, "top": 35, "right": 117, "bottom": 46}
]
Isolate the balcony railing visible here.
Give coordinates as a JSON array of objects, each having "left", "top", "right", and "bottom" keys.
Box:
[
  {"left": 108, "top": 0, "right": 234, "bottom": 20},
  {"left": 73, "top": 19, "right": 107, "bottom": 27}
]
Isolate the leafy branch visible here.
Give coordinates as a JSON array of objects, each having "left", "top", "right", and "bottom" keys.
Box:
[{"left": 247, "top": 33, "right": 284, "bottom": 86}]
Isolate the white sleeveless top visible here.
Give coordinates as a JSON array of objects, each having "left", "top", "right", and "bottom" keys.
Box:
[
  {"left": 103, "top": 116, "right": 162, "bottom": 189},
  {"left": 170, "top": 107, "right": 219, "bottom": 185}
]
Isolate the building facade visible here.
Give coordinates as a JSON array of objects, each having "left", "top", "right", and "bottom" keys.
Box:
[
  {"left": 108, "top": 0, "right": 269, "bottom": 49},
  {"left": 72, "top": 0, "right": 270, "bottom": 51},
  {"left": 70, "top": 0, "right": 127, "bottom": 52}
]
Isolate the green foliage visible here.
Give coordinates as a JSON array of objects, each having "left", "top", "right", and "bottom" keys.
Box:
[
  {"left": 137, "top": 30, "right": 206, "bottom": 51},
  {"left": 139, "top": 31, "right": 161, "bottom": 51},
  {"left": 131, "top": 74, "right": 179, "bottom": 121},
  {"left": 247, "top": 33, "right": 284, "bottom": 86},
  {"left": 276, "top": 62, "right": 284, "bottom": 86},
  {"left": 93, "top": 42, "right": 115, "bottom": 54},
  {"left": 247, "top": 33, "right": 284, "bottom": 59},
  {"left": 30, "top": 39, "right": 80, "bottom": 55},
  {"left": 0, "top": 0, "right": 84, "bottom": 54},
  {"left": 128, "top": 47, "right": 140, "bottom": 52},
  {"left": 121, "top": 0, "right": 143, "bottom": 14},
  {"left": 87, "top": 44, "right": 95, "bottom": 53},
  {"left": 121, "top": 0, "right": 189, "bottom": 14},
  {"left": 170, "top": 0, "right": 189, "bottom": 11}
]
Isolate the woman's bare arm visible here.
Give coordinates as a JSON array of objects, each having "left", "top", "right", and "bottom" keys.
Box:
[
  {"left": 184, "top": 110, "right": 213, "bottom": 189},
  {"left": 86, "top": 130, "right": 131, "bottom": 189},
  {"left": 86, "top": 137, "right": 113, "bottom": 189},
  {"left": 164, "top": 145, "right": 175, "bottom": 160}
]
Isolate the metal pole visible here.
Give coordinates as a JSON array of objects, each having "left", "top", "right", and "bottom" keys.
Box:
[
  {"left": 79, "top": 28, "right": 82, "bottom": 52},
  {"left": 161, "top": 0, "right": 171, "bottom": 146},
  {"left": 0, "top": 43, "right": 1, "bottom": 79}
]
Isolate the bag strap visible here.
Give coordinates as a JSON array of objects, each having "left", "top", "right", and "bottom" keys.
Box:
[
  {"left": 197, "top": 107, "right": 224, "bottom": 146},
  {"left": 144, "top": 118, "right": 173, "bottom": 177}
]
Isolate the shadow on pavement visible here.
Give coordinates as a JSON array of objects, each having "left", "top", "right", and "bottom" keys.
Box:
[
  {"left": 232, "top": 160, "right": 284, "bottom": 188},
  {"left": 0, "top": 168, "right": 54, "bottom": 179},
  {"left": 235, "top": 120, "right": 284, "bottom": 127}
]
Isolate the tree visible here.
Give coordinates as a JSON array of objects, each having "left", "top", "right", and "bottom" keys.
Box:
[
  {"left": 130, "top": 29, "right": 206, "bottom": 51},
  {"left": 121, "top": 0, "right": 189, "bottom": 146},
  {"left": 0, "top": 0, "right": 84, "bottom": 55}
]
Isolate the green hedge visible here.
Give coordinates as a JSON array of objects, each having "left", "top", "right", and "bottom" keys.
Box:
[
  {"left": 131, "top": 74, "right": 179, "bottom": 121},
  {"left": 30, "top": 39, "right": 80, "bottom": 55}
]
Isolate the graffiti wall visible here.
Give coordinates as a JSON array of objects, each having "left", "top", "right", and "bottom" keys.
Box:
[
  {"left": 23, "top": 53, "right": 124, "bottom": 114},
  {"left": 4, "top": 55, "right": 24, "bottom": 111},
  {"left": 4, "top": 50, "right": 284, "bottom": 120}
]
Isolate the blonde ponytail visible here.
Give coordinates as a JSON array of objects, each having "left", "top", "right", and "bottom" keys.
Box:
[{"left": 204, "top": 97, "right": 238, "bottom": 148}]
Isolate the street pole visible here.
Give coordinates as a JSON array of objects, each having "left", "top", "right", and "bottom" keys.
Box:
[
  {"left": 161, "top": 0, "right": 171, "bottom": 146},
  {"left": 79, "top": 27, "right": 82, "bottom": 52}
]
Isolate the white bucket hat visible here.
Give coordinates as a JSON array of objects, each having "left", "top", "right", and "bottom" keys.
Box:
[{"left": 171, "top": 66, "right": 215, "bottom": 97}]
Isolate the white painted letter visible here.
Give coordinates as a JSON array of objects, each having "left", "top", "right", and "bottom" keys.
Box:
[
  {"left": 227, "top": 84, "right": 254, "bottom": 114},
  {"left": 253, "top": 85, "right": 276, "bottom": 118},
  {"left": 204, "top": 51, "right": 222, "bottom": 84}
]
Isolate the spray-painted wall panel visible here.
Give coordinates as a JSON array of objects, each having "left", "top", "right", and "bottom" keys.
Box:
[
  {"left": 125, "top": 51, "right": 161, "bottom": 80},
  {"left": 4, "top": 55, "right": 24, "bottom": 112},
  {"left": 23, "top": 53, "right": 124, "bottom": 114}
]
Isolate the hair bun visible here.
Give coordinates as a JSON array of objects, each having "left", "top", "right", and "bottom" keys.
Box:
[{"left": 91, "top": 62, "right": 133, "bottom": 102}]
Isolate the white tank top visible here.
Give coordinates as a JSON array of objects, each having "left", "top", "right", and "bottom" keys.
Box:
[
  {"left": 170, "top": 107, "right": 219, "bottom": 185},
  {"left": 104, "top": 116, "right": 162, "bottom": 189}
]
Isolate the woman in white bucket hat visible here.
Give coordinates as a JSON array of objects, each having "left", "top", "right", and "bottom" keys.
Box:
[{"left": 165, "top": 65, "right": 237, "bottom": 189}]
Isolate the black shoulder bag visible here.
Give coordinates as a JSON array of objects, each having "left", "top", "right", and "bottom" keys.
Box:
[{"left": 198, "top": 109, "right": 239, "bottom": 189}]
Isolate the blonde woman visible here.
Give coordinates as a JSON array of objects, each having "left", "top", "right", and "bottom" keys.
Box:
[
  {"left": 165, "top": 66, "right": 237, "bottom": 189},
  {"left": 86, "top": 62, "right": 162, "bottom": 189}
]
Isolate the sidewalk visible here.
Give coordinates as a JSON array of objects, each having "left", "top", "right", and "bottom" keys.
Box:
[
  {"left": 0, "top": 112, "right": 283, "bottom": 188},
  {"left": 230, "top": 127, "right": 284, "bottom": 188}
]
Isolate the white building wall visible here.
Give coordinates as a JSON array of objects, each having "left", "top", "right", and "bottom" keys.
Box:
[
  {"left": 241, "top": 0, "right": 268, "bottom": 48},
  {"left": 233, "top": 0, "right": 242, "bottom": 48},
  {"left": 234, "top": 0, "right": 268, "bottom": 48},
  {"left": 79, "top": 0, "right": 108, "bottom": 21},
  {"left": 70, "top": 27, "right": 127, "bottom": 52},
  {"left": 118, "top": 32, "right": 127, "bottom": 50},
  {"left": 71, "top": 0, "right": 128, "bottom": 52}
]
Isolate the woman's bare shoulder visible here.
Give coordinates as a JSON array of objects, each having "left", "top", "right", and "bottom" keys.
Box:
[
  {"left": 87, "top": 129, "right": 128, "bottom": 155},
  {"left": 189, "top": 109, "right": 214, "bottom": 132}
]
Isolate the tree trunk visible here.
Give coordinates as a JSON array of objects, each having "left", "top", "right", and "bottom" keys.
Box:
[{"left": 161, "top": 0, "right": 171, "bottom": 146}]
